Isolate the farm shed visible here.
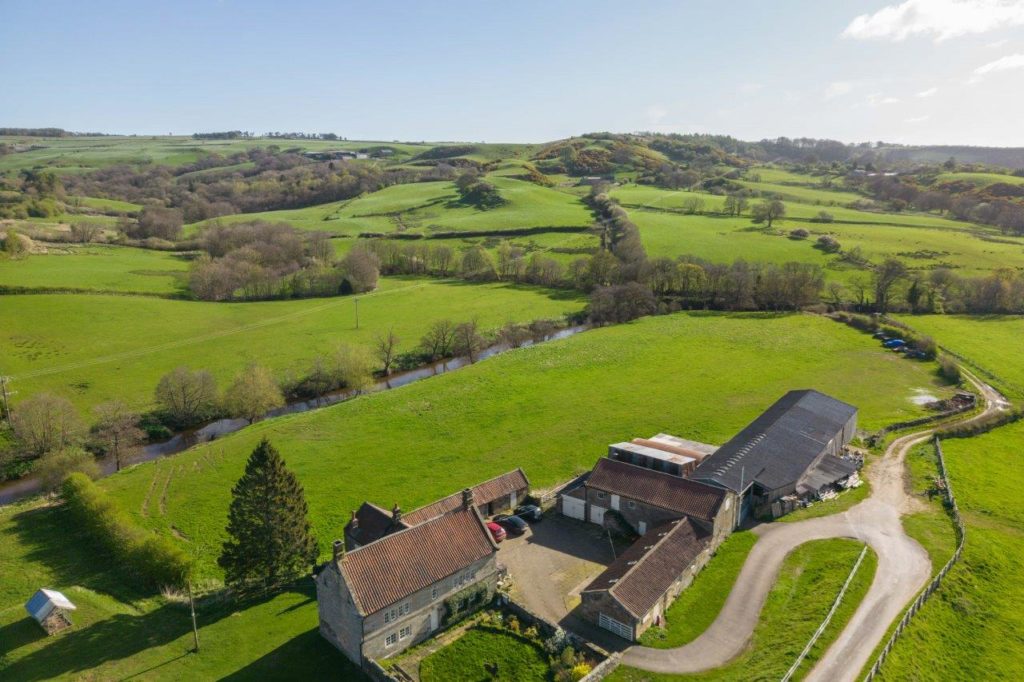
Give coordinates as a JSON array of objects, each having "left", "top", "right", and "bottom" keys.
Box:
[
  {"left": 24, "top": 589, "right": 77, "bottom": 635},
  {"left": 690, "top": 389, "right": 858, "bottom": 522},
  {"left": 580, "top": 518, "right": 712, "bottom": 641}
]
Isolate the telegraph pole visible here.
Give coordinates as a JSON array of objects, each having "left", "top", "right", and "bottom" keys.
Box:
[
  {"left": 0, "top": 375, "right": 12, "bottom": 428},
  {"left": 354, "top": 297, "right": 360, "bottom": 330},
  {"left": 188, "top": 581, "right": 200, "bottom": 653}
]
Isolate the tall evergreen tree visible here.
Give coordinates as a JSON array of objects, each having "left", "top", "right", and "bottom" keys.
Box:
[{"left": 218, "top": 439, "right": 318, "bottom": 594}]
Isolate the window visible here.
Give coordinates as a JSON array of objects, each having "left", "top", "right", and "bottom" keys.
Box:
[
  {"left": 431, "top": 586, "right": 438, "bottom": 600},
  {"left": 398, "top": 602, "right": 410, "bottom": 617},
  {"left": 596, "top": 492, "right": 606, "bottom": 499},
  {"left": 457, "top": 574, "right": 465, "bottom": 587},
  {"left": 400, "top": 626, "right": 412, "bottom": 640},
  {"left": 627, "top": 500, "right": 636, "bottom": 509},
  {"left": 385, "top": 633, "right": 397, "bottom": 647}
]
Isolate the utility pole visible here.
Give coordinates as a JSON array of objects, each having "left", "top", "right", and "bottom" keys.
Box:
[
  {"left": 0, "top": 375, "right": 12, "bottom": 428},
  {"left": 354, "top": 297, "right": 360, "bottom": 330},
  {"left": 188, "top": 582, "right": 200, "bottom": 653}
]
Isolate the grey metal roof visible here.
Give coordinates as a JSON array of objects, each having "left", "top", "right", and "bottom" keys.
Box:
[
  {"left": 797, "top": 456, "right": 859, "bottom": 495},
  {"left": 25, "top": 589, "right": 76, "bottom": 623},
  {"left": 691, "top": 390, "right": 856, "bottom": 494}
]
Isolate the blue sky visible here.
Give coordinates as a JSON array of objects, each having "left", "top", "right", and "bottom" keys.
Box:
[{"left": 2, "top": 0, "right": 1023, "bottom": 145}]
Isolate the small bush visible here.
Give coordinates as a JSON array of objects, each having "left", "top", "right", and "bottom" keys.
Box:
[
  {"left": 789, "top": 228, "right": 809, "bottom": 240},
  {"left": 814, "top": 210, "right": 835, "bottom": 223},
  {"left": 939, "top": 356, "right": 961, "bottom": 384},
  {"left": 816, "top": 235, "right": 841, "bottom": 253}
]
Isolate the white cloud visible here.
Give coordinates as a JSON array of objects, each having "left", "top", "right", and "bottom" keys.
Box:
[
  {"left": 867, "top": 92, "right": 901, "bottom": 106},
  {"left": 825, "top": 81, "right": 855, "bottom": 99},
  {"left": 905, "top": 115, "right": 932, "bottom": 123},
  {"left": 842, "top": 0, "right": 1024, "bottom": 42},
  {"left": 987, "top": 38, "right": 1009, "bottom": 47},
  {"left": 916, "top": 86, "right": 939, "bottom": 97},
  {"left": 737, "top": 82, "right": 764, "bottom": 94},
  {"left": 646, "top": 105, "right": 668, "bottom": 123},
  {"left": 972, "top": 52, "right": 1024, "bottom": 80}
]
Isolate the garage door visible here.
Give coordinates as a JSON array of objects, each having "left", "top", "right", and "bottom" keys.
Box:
[
  {"left": 562, "top": 496, "right": 585, "bottom": 521},
  {"left": 599, "top": 612, "right": 633, "bottom": 640},
  {"left": 590, "top": 505, "right": 606, "bottom": 525}
]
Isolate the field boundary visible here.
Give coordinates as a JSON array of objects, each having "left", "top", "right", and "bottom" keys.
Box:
[
  {"left": 783, "top": 545, "right": 869, "bottom": 682},
  {"left": 863, "top": 436, "right": 965, "bottom": 681}
]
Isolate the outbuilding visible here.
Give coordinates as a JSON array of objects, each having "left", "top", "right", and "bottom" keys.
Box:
[{"left": 25, "top": 589, "right": 77, "bottom": 635}]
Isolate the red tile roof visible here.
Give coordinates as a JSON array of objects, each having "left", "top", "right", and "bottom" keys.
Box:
[
  {"left": 403, "top": 469, "right": 529, "bottom": 526},
  {"left": 583, "top": 518, "right": 710, "bottom": 618},
  {"left": 339, "top": 507, "right": 496, "bottom": 616},
  {"left": 587, "top": 458, "right": 725, "bottom": 522}
]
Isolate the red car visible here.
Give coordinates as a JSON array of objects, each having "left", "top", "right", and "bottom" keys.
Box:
[{"left": 486, "top": 521, "right": 506, "bottom": 543}]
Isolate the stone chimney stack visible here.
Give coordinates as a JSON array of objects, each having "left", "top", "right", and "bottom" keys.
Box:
[
  {"left": 350, "top": 510, "right": 358, "bottom": 529},
  {"left": 462, "top": 488, "right": 473, "bottom": 510},
  {"left": 392, "top": 503, "right": 402, "bottom": 525},
  {"left": 333, "top": 539, "right": 344, "bottom": 562}
]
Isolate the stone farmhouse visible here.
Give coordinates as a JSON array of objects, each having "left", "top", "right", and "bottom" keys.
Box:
[
  {"left": 316, "top": 494, "right": 500, "bottom": 666},
  {"left": 317, "top": 470, "right": 529, "bottom": 667}
]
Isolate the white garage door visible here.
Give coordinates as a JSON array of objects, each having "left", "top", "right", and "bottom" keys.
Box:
[
  {"left": 599, "top": 612, "right": 633, "bottom": 640},
  {"left": 562, "top": 496, "right": 585, "bottom": 521},
  {"left": 589, "top": 505, "right": 606, "bottom": 525}
]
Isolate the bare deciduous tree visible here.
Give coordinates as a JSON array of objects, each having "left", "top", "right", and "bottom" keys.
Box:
[
  {"left": 92, "top": 401, "right": 146, "bottom": 471},
  {"left": 155, "top": 367, "right": 219, "bottom": 427},
  {"left": 375, "top": 329, "right": 400, "bottom": 376},
  {"left": 12, "top": 393, "right": 84, "bottom": 456}
]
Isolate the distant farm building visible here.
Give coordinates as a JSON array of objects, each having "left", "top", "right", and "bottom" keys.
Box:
[
  {"left": 25, "top": 589, "right": 77, "bottom": 635},
  {"left": 689, "top": 389, "right": 858, "bottom": 520}
]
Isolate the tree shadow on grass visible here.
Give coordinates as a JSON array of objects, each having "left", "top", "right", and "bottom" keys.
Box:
[{"left": 219, "top": 627, "right": 365, "bottom": 681}]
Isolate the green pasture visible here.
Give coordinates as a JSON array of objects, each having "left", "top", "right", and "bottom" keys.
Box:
[
  {"left": 935, "top": 171, "right": 1024, "bottom": 187},
  {"left": 0, "top": 278, "right": 583, "bottom": 415},
  {"left": 0, "top": 498, "right": 359, "bottom": 680},
  {"left": 895, "top": 315, "right": 1024, "bottom": 398},
  {"left": 419, "top": 627, "right": 551, "bottom": 682},
  {"left": 609, "top": 538, "right": 877, "bottom": 681},
  {"left": 0, "top": 244, "right": 191, "bottom": 294},
  {"left": 736, "top": 179, "right": 863, "bottom": 206},
  {"left": 191, "top": 176, "right": 592, "bottom": 237},
  {"left": 92, "top": 312, "right": 953, "bottom": 579},
  {"left": 876, "top": 421, "right": 1024, "bottom": 680}
]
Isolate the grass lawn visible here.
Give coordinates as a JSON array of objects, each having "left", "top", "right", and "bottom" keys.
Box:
[
  {"left": 608, "top": 539, "right": 877, "bottom": 682},
  {"left": 0, "top": 277, "right": 583, "bottom": 415},
  {"left": 935, "top": 171, "right": 1024, "bottom": 187},
  {"left": 94, "top": 312, "right": 954, "bottom": 580},
  {"left": 638, "top": 532, "right": 757, "bottom": 648},
  {"left": 894, "top": 315, "right": 1024, "bottom": 399},
  {"left": 875, "top": 422, "right": 1024, "bottom": 680},
  {"left": 0, "top": 245, "right": 191, "bottom": 295},
  {"left": 419, "top": 627, "right": 551, "bottom": 682},
  {"left": 0, "top": 498, "right": 361, "bottom": 680}
]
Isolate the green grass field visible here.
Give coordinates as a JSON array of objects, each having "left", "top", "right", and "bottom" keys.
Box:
[
  {"left": 894, "top": 315, "right": 1024, "bottom": 398},
  {"left": 419, "top": 627, "right": 551, "bottom": 682},
  {"left": 92, "top": 312, "right": 953, "bottom": 579},
  {"left": 0, "top": 498, "right": 360, "bottom": 680},
  {"left": 935, "top": 171, "right": 1024, "bottom": 187},
  {"left": 0, "top": 278, "right": 583, "bottom": 415},
  {"left": 608, "top": 539, "right": 877, "bottom": 682},
  {"left": 189, "top": 176, "right": 592, "bottom": 237},
  {"left": 876, "top": 422, "right": 1024, "bottom": 680},
  {"left": 0, "top": 245, "right": 191, "bottom": 294},
  {"left": 638, "top": 532, "right": 757, "bottom": 648}
]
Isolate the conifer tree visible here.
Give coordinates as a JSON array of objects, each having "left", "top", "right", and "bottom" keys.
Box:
[{"left": 218, "top": 438, "right": 318, "bottom": 593}]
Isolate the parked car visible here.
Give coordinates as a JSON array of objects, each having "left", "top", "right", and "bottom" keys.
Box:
[
  {"left": 493, "top": 514, "right": 528, "bottom": 536},
  {"left": 872, "top": 331, "right": 888, "bottom": 339},
  {"left": 883, "top": 339, "right": 906, "bottom": 349},
  {"left": 486, "top": 521, "right": 506, "bottom": 543},
  {"left": 514, "top": 504, "right": 543, "bottom": 522},
  {"left": 905, "top": 350, "right": 927, "bottom": 359}
]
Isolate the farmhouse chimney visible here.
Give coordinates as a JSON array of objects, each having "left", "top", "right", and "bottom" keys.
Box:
[
  {"left": 462, "top": 488, "right": 473, "bottom": 510},
  {"left": 332, "top": 540, "right": 344, "bottom": 562},
  {"left": 392, "top": 503, "right": 402, "bottom": 525},
  {"left": 349, "top": 510, "right": 358, "bottom": 529}
]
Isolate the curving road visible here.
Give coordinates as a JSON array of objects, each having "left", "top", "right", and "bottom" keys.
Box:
[{"left": 622, "top": 373, "right": 1008, "bottom": 680}]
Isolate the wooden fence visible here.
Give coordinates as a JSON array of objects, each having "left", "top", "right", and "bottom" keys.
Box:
[{"left": 862, "top": 437, "right": 966, "bottom": 681}]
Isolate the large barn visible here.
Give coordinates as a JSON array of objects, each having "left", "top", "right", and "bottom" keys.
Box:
[{"left": 689, "top": 389, "right": 858, "bottom": 521}]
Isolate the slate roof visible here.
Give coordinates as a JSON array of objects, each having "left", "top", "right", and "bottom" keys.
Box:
[
  {"left": 582, "top": 518, "right": 710, "bottom": 619},
  {"left": 403, "top": 469, "right": 529, "bottom": 526},
  {"left": 691, "top": 390, "right": 857, "bottom": 494},
  {"left": 339, "top": 507, "right": 496, "bottom": 616},
  {"left": 586, "top": 458, "right": 726, "bottom": 522}
]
